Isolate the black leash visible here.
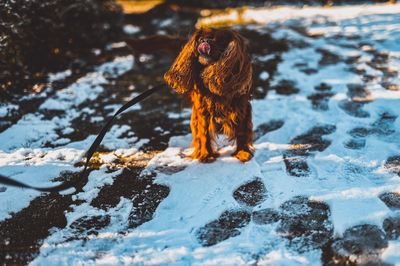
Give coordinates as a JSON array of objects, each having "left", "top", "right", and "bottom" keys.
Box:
[{"left": 0, "top": 83, "right": 165, "bottom": 192}]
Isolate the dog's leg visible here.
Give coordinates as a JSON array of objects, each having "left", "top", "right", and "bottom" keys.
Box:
[
  {"left": 197, "top": 116, "right": 216, "bottom": 163},
  {"left": 189, "top": 105, "right": 201, "bottom": 159},
  {"left": 233, "top": 102, "right": 254, "bottom": 162},
  {"left": 196, "top": 101, "right": 217, "bottom": 163}
]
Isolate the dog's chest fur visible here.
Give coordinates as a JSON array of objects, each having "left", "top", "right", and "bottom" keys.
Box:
[{"left": 191, "top": 84, "right": 242, "bottom": 139}]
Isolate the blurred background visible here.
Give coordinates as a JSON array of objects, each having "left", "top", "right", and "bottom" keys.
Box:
[{"left": 1, "top": 0, "right": 397, "bottom": 96}]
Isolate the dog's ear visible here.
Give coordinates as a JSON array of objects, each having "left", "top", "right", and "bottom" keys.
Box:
[
  {"left": 164, "top": 31, "right": 199, "bottom": 94},
  {"left": 202, "top": 30, "right": 252, "bottom": 98}
]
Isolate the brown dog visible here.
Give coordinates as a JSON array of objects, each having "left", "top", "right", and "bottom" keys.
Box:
[{"left": 164, "top": 28, "right": 253, "bottom": 162}]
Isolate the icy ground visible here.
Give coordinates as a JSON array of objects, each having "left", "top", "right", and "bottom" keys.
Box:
[{"left": 1, "top": 3, "right": 400, "bottom": 265}]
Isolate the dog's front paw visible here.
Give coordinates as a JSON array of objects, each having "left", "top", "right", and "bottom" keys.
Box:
[
  {"left": 189, "top": 149, "right": 218, "bottom": 163},
  {"left": 189, "top": 149, "right": 201, "bottom": 159},
  {"left": 197, "top": 152, "right": 219, "bottom": 163},
  {"left": 233, "top": 150, "right": 253, "bottom": 162}
]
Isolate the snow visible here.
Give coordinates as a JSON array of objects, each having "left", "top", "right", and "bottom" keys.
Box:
[
  {"left": 0, "top": 104, "right": 18, "bottom": 118},
  {"left": 242, "top": 4, "right": 400, "bottom": 23},
  {"left": 124, "top": 24, "right": 140, "bottom": 35},
  {"left": 48, "top": 69, "right": 72, "bottom": 82},
  {"left": 2, "top": 3, "right": 400, "bottom": 265},
  {"left": 259, "top": 71, "right": 269, "bottom": 81},
  {"left": 382, "top": 241, "right": 400, "bottom": 266}
]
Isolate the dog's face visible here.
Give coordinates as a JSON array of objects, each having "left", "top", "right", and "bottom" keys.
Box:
[
  {"left": 164, "top": 27, "right": 252, "bottom": 97},
  {"left": 195, "top": 28, "right": 232, "bottom": 66}
]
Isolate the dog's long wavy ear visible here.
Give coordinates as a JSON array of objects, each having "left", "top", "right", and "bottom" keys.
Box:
[
  {"left": 164, "top": 31, "right": 198, "bottom": 94},
  {"left": 202, "top": 31, "right": 252, "bottom": 98}
]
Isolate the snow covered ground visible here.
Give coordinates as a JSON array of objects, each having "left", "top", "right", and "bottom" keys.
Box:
[{"left": 1, "top": 3, "right": 400, "bottom": 265}]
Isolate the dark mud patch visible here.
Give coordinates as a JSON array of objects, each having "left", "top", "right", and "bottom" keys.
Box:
[
  {"left": 317, "top": 48, "right": 342, "bottom": 66},
  {"left": 382, "top": 82, "right": 400, "bottom": 91},
  {"left": 366, "top": 49, "right": 399, "bottom": 91},
  {"left": 370, "top": 112, "right": 397, "bottom": 137},
  {"left": 345, "top": 112, "right": 397, "bottom": 150},
  {"left": 385, "top": 155, "right": 400, "bottom": 176},
  {"left": 196, "top": 209, "right": 251, "bottom": 247},
  {"left": 254, "top": 120, "right": 284, "bottom": 141},
  {"left": 0, "top": 172, "right": 80, "bottom": 264},
  {"left": 379, "top": 192, "right": 400, "bottom": 210},
  {"left": 283, "top": 157, "right": 311, "bottom": 177},
  {"left": 338, "top": 82, "right": 381, "bottom": 118},
  {"left": 252, "top": 208, "right": 281, "bottom": 225},
  {"left": 91, "top": 164, "right": 169, "bottom": 229},
  {"left": 300, "top": 68, "right": 318, "bottom": 75},
  {"left": 345, "top": 127, "right": 369, "bottom": 150},
  {"left": 348, "top": 127, "right": 370, "bottom": 138},
  {"left": 294, "top": 61, "right": 318, "bottom": 75},
  {"left": 339, "top": 100, "right": 370, "bottom": 118},
  {"left": 271, "top": 80, "right": 300, "bottom": 95},
  {"left": 277, "top": 196, "right": 333, "bottom": 251},
  {"left": 344, "top": 138, "right": 366, "bottom": 150},
  {"left": 307, "top": 92, "right": 335, "bottom": 111},
  {"left": 383, "top": 216, "right": 400, "bottom": 240},
  {"left": 233, "top": 178, "right": 267, "bottom": 207},
  {"left": 347, "top": 84, "right": 373, "bottom": 103},
  {"left": 315, "top": 82, "right": 332, "bottom": 92},
  {"left": 67, "top": 215, "right": 111, "bottom": 241},
  {"left": 309, "top": 83, "right": 335, "bottom": 111},
  {"left": 284, "top": 124, "right": 336, "bottom": 177},
  {"left": 155, "top": 164, "right": 187, "bottom": 175},
  {"left": 323, "top": 224, "right": 388, "bottom": 265}
]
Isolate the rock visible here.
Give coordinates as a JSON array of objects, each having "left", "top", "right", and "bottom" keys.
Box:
[
  {"left": 196, "top": 209, "right": 251, "bottom": 246},
  {"left": 233, "top": 178, "right": 267, "bottom": 207}
]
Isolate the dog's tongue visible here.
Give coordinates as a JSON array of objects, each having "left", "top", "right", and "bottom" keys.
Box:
[{"left": 197, "top": 42, "right": 211, "bottom": 55}]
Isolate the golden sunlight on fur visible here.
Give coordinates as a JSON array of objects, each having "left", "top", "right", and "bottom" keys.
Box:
[{"left": 164, "top": 28, "right": 253, "bottom": 162}]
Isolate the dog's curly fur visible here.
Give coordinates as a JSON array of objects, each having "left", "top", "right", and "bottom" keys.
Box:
[{"left": 164, "top": 28, "right": 253, "bottom": 162}]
